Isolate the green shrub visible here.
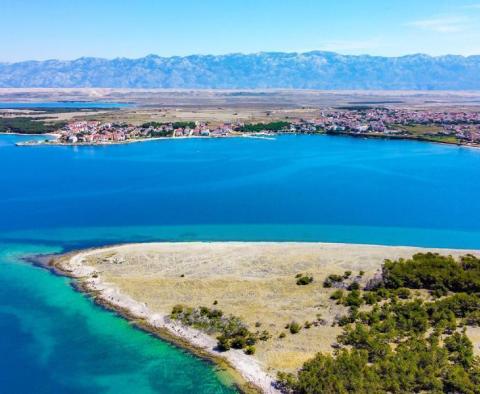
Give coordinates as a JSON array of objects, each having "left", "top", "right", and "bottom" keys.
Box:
[
  {"left": 348, "top": 281, "right": 360, "bottom": 291},
  {"left": 328, "top": 274, "right": 344, "bottom": 282},
  {"left": 344, "top": 290, "right": 364, "bottom": 308},
  {"left": 396, "top": 288, "right": 411, "bottom": 299},
  {"left": 431, "top": 285, "right": 449, "bottom": 298},
  {"left": 289, "top": 321, "right": 301, "bottom": 334},
  {"left": 444, "top": 332, "right": 474, "bottom": 368},
  {"left": 244, "top": 345, "right": 256, "bottom": 355},
  {"left": 343, "top": 271, "right": 352, "bottom": 279},
  {"left": 372, "top": 287, "right": 391, "bottom": 300},
  {"left": 363, "top": 291, "right": 380, "bottom": 305},
  {"left": 330, "top": 289, "right": 344, "bottom": 301},
  {"left": 170, "top": 305, "right": 256, "bottom": 352},
  {"left": 171, "top": 304, "right": 184, "bottom": 316},
  {"left": 296, "top": 275, "right": 314, "bottom": 285},
  {"left": 465, "top": 310, "right": 480, "bottom": 326},
  {"left": 231, "top": 336, "right": 247, "bottom": 349},
  {"left": 217, "top": 334, "right": 231, "bottom": 351}
]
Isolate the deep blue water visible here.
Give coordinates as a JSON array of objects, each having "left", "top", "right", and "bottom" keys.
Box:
[
  {"left": 2, "top": 134, "right": 480, "bottom": 246},
  {"left": 1, "top": 133, "right": 480, "bottom": 393},
  {"left": 0, "top": 101, "right": 128, "bottom": 109}
]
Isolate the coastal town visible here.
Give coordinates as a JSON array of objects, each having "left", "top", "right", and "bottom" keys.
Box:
[
  {"left": 56, "top": 120, "right": 228, "bottom": 144},
  {"left": 14, "top": 107, "right": 480, "bottom": 146},
  {"left": 285, "top": 107, "right": 480, "bottom": 145}
]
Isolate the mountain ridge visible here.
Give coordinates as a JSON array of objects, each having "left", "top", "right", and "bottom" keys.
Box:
[{"left": 1, "top": 51, "right": 480, "bottom": 89}]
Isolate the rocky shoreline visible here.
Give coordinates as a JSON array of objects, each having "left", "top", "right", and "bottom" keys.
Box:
[{"left": 34, "top": 247, "right": 279, "bottom": 394}]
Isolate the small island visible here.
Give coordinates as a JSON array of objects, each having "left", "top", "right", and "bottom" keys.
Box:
[{"left": 45, "top": 242, "right": 480, "bottom": 393}]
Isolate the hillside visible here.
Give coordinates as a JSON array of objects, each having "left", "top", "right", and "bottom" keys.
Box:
[{"left": 2, "top": 52, "right": 480, "bottom": 90}]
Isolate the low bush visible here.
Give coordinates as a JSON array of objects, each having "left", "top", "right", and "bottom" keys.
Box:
[
  {"left": 343, "top": 271, "right": 352, "bottom": 279},
  {"left": 347, "top": 281, "right": 360, "bottom": 291},
  {"left": 170, "top": 305, "right": 257, "bottom": 352},
  {"left": 289, "top": 321, "right": 301, "bottom": 334},
  {"left": 396, "top": 287, "right": 411, "bottom": 299},
  {"left": 244, "top": 345, "right": 256, "bottom": 355},
  {"left": 296, "top": 275, "right": 314, "bottom": 285},
  {"left": 330, "top": 289, "right": 344, "bottom": 301},
  {"left": 343, "top": 290, "right": 363, "bottom": 308}
]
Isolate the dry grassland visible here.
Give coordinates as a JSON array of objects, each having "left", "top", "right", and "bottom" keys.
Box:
[{"left": 81, "top": 242, "right": 478, "bottom": 373}]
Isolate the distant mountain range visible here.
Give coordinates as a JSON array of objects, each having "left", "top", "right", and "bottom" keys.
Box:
[{"left": 1, "top": 52, "right": 480, "bottom": 90}]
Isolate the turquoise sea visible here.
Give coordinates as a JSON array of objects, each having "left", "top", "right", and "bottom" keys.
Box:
[{"left": 1, "top": 133, "right": 480, "bottom": 393}]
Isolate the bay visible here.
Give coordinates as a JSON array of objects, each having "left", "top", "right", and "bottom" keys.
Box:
[{"left": 1, "top": 133, "right": 480, "bottom": 393}]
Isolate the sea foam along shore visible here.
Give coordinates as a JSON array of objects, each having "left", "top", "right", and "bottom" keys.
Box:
[{"left": 49, "top": 245, "right": 280, "bottom": 394}]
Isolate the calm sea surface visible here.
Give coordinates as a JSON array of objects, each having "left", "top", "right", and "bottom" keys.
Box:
[{"left": 1, "top": 133, "right": 480, "bottom": 393}]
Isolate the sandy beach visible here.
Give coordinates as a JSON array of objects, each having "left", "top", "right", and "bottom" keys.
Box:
[{"left": 49, "top": 242, "right": 480, "bottom": 393}]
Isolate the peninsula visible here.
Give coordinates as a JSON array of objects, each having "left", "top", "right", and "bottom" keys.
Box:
[{"left": 47, "top": 242, "right": 480, "bottom": 393}]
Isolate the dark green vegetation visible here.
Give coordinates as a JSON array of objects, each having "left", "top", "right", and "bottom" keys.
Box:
[
  {"left": 149, "top": 129, "right": 173, "bottom": 137},
  {"left": 236, "top": 121, "right": 290, "bottom": 132},
  {"left": 323, "top": 271, "right": 361, "bottom": 289},
  {"left": 296, "top": 273, "right": 314, "bottom": 286},
  {"left": 382, "top": 252, "right": 480, "bottom": 294},
  {"left": 287, "top": 321, "right": 302, "bottom": 334},
  {"left": 141, "top": 121, "right": 196, "bottom": 129},
  {"left": 279, "top": 253, "right": 480, "bottom": 393},
  {"left": 140, "top": 121, "right": 197, "bottom": 137},
  {"left": 0, "top": 117, "right": 66, "bottom": 134},
  {"left": 170, "top": 305, "right": 270, "bottom": 354}
]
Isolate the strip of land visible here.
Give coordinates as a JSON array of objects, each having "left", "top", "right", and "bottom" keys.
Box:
[
  {"left": 2, "top": 89, "right": 480, "bottom": 147},
  {"left": 47, "top": 242, "right": 480, "bottom": 393}
]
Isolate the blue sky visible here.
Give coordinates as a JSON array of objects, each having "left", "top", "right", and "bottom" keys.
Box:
[{"left": 2, "top": 0, "right": 480, "bottom": 61}]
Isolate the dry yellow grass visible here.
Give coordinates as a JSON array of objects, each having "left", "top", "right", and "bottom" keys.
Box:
[{"left": 81, "top": 242, "right": 479, "bottom": 373}]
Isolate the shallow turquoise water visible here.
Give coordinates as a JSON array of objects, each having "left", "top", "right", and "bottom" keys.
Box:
[
  {"left": 0, "top": 243, "right": 236, "bottom": 393},
  {"left": 1, "top": 133, "right": 480, "bottom": 393}
]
